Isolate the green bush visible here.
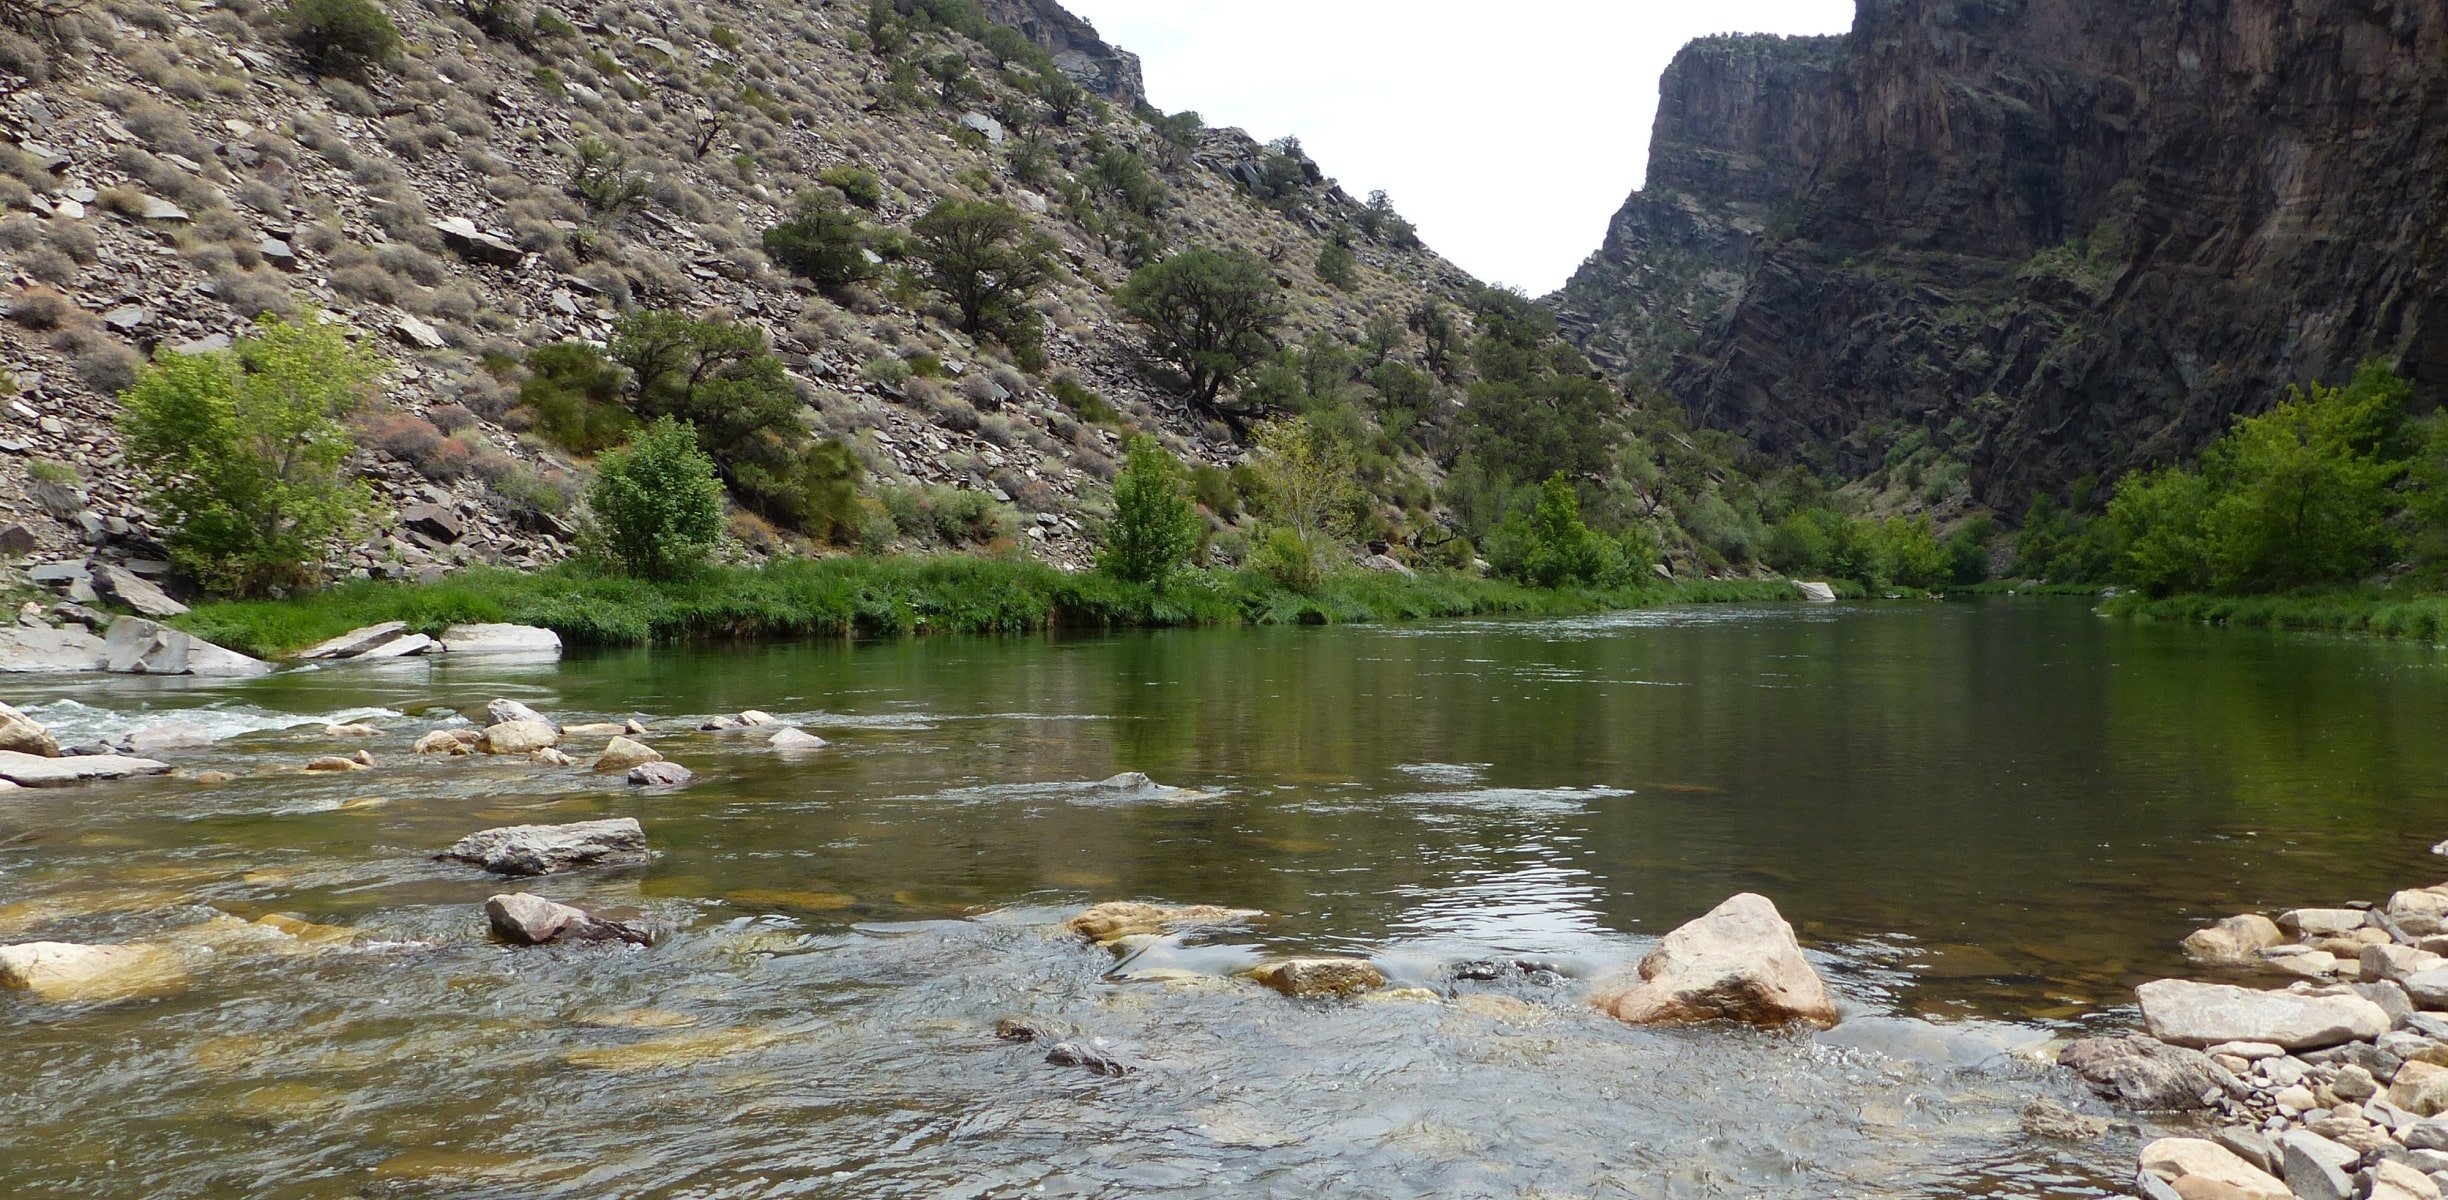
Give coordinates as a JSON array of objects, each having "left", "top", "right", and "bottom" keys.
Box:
[
  {"left": 1115, "top": 247, "right": 1283, "bottom": 416},
  {"left": 1099, "top": 435, "right": 1201, "bottom": 584},
  {"left": 910, "top": 198, "right": 1056, "bottom": 343},
  {"left": 763, "top": 192, "right": 874, "bottom": 289},
  {"left": 818, "top": 165, "right": 884, "bottom": 209},
  {"left": 520, "top": 341, "right": 635, "bottom": 454},
  {"left": 1486, "top": 476, "right": 1624, "bottom": 588},
  {"left": 1315, "top": 238, "right": 1358, "bottom": 292},
  {"left": 281, "top": 0, "right": 399, "bottom": 79},
  {"left": 1248, "top": 525, "right": 1321, "bottom": 593},
  {"left": 584, "top": 417, "right": 725, "bottom": 579},
  {"left": 118, "top": 311, "right": 381, "bottom": 596}
]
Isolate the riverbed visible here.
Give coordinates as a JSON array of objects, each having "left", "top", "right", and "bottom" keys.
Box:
[{"left": 6, "top": 598, "right": 2447, "bottom": 1197}]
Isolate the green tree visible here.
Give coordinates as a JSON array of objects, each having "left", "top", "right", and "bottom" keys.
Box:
[
  {"left": 1115, "top": 247, "right": 1283, "bottom": 422},
  {"left": 606, "top": 310, "right": 806, "bottom": 520},
  {"left": 1098, "top": 435, "right": 1202, "bottom": 585},
  {"left": 585, "top": 416, "right": 726, "bottom": 579},
  {"left": 281, "top": 0, "right": 399, "bottom": 79},
  {"left": 1487, "top": 474, "right": 1623, "bottom": 588},
  {"left": 2107, "top": 465, "right": 2213, "bottom": 595},
  {"left": 117, "top": 311, "right": 381, "bottom": 596},
  {"left": 1315, "top": 238, "right": 1357, "bottom": 292},
  {"left": 1243, "top": 416, "right": 1359, "bottom": 586},
  {"left": 520, "top": 341, "right": 635, "bottom": 454},
  {"left": 2197, "top": 373, "right": 2406, "bottom": 590},
  {"left": 909, "top": 198, "right": 1056, "bottom": 342},
  {"left": 763, "top": 192, "right": 875, "bottom": 289}
]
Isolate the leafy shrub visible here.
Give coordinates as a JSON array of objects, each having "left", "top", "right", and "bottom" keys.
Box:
[
  {"left": 763, "top": 192, "right": 874, "bottom": 289},
  {"left": 1115, "top": 247, "right": 1283, "bottom": 416},
  {"left": 1315, "top": 238, "right": 1357, "bottom": 292},
  {"left": 1248, "top": 525, "right": 1321, "bottom": 593},
  {"left": 1486, "top": 476, "right": 1624, "bottom": 588},
  {"left": 566, "top": 136, "right": 652, "bottom": 218},
  {"left": 910, "top": 198, "right": 1055, "bottom": 343},
  {"left": 520, "top": 341, "right": 635, "bottom": 454},
  {"left": 819, "top": 164, "right": 884, "bottom": 210},
  {"left": 1098, "top": 435, "right": 1200, "bottom": 584},
  {"left": 280, "top": 0, "right": 400, "bottom": 79},
  {"left": 584, "top": 416, "right": 724, "bottom": 579},
  {"left": 118, "top": 311, "right": 381, "bottom": 595}
]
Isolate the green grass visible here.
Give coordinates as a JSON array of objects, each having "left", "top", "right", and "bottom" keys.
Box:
[
  {"left": 1943, "top": 581, "right": 2111, "bottom": 597},
  {"left": 2106, "top": 586, "right": 2448, "bottom": 642},
  {"left": 171, "top": 556, "right": 1806, "bottom": 658}
]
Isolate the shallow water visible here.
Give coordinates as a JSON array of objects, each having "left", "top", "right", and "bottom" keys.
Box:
[{"left": 6, "top": 598, "right": 2448, "bottom": 1197}]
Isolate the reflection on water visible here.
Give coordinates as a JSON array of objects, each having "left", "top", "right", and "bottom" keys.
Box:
[{"left": 6, "top": 598, "right": 2448, "bottom": 1196}]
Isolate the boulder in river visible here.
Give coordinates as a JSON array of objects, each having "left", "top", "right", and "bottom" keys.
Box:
[
  {"left": 593, "top": 736, "right": 660, "bottom": 771},
  {"left": 2138, "top": 1136, "right": 2292, "bottom": 1200},
  {"left": 768, "top": 728, "right": 826, "bottom": 751},
  {"left": 303, "top": 754, "right": 369, "bottom": 772},
  {"left": 2183, "top": 914, "right": 2285, "bottom": 964},
  {"left": 1589, "top": 892, "right": 1839, "bottom": 1029},
  {"left": 627, "top": 761, "right": 693, "bottom": 787},
  {"left": 0, "top": 702, "right": 57, "bottom": 756},
  {"left": 1064, "top": 901, "right": 1264, "bottom": 945},
  {"left": 440, "top": 818, "right": 650, "bottom": 876},
  {"left": 560, "top": 722, "right": 628, "bottom": 739},
  {"left": 529, "top": 747, "right": 572, "bottom": 767},
  {"left": 484, "top": 893, "right": 654, "bottom": 946},
  {"left": 439, "top": 624, "right": 561, "bottom": 657},
  {"left": 2058, "top": 1035, "right": 2234, "bottom": 1110},
  {"left": 1249, "top": 957, "right": 1385, "bottom": 998},
  {"left": 2136, "top": 979, "right": 2390, "bottom": 1051},
  {"left": 102, "top": 616, "right": 270, "bottom": 677},
  {"left": 1043, "top": 1040, "right": 1132, "bottom": 1076},
  {"left": 0, "top": 940, "right": 187, "bottom": 1002},
  {"left": 414, "top": 728, "right": 479, "bottom": 755},
  {"left": 0, "top": 749, "right": 169, "bottom": 787},
  {"left": 484, "top": 698, "right": 555, "bottom": 729},
  {"left": 481, "top": 720, "right": 559, "bottom": 755}
]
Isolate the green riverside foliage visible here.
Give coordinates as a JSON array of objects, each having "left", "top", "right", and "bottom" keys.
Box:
[
  {"left": 174, "top": 557, "right": 1803, "bottom": 657},
  {"left": 763, "top": 193, "right": 875, "bottom": 289},
  {"left": 1487, "top": 476, "right": 1638, "bottom": 588},
  {"left": 584, "top": 417, "right": 726, "bottom": 579},
  {"left": 909, "top": 198, "right": 1055, "bottom": 344},
  {"left": 117, "top": 311, "right": 380, "bottom": 596},
  {"left": 280, "top": 0, "right": 399, "bottom": 79},
  {"left": 1764, "top": 508, "right": 1988, "bottom": 590},
  {"left": 2107, "top": 587, "right": 2448, "bottom": 641},
  {"left": 1115, "top": 247, "right": 1284, "bottom": 415},
  {"left": 1098, "top": 435, "right": 1201, "bottom": 585},
  {"left": 519, "top": 341, "right": 634, "bottom": 454}
]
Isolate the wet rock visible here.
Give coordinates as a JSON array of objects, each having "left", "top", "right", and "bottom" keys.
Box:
[
  {"left": 439, "top": 624, "right": 561, "bottom": 657},
  {"left": 593, "top": 736, "right": 660, "bottom": 771},
  {"left": 0, "top": 626, "right": 107, "bottom": 672},
  {"left": 0, "top": 749, "right": 169, "bottom": 787},
  {"left": 700, "top": 709, "right": 777, "bottom": 731},
  {"left": 768, "top": 728, "right": 826, "bottom": 751},
  {"left": 2139, "top": 1137, "right": 2292, "bottom": 1200},
  {"left": 2280, "top": 1128, "right": 2360, "bottom": 1200},
  {"left": 484, "top": 892, "right": 653, "bottom": 946},
  {"left": 529, "top": 747, "right": 572, "bottom": 766},
  {"left": 2284, "top": 909, "right": 2372, "bottom": 939},
  {"left": 627, "top": 761, "right": 693, "bottom": 787},
  {"left": 2185, "top": 914, "right": 2286, "bottom": 964},
  {"left": 440, "top": 818, "right": 650, "bottom": 876},
  {"left": 2060, "top": 1035, "right": 2233, "bottom": 1110},
  {"left": 560, "top": 722, "right": 628, "bottom": 739},
  {"left": 1249, "top": 957, "right": 1385, "bottom": 998},
  {"left": 1044, "top": 1040, "right": 1132, "bottom": 1076},
  {"left": 303, "top": 755, "right": 367, "bottom": 772},
  {"left": 995, "top": 1016, "right": 1057, "bottom": 1043},
  {"left": 413, "top": 728, "right": 478, "bottom": 755},
  {"left": 0, "top": 702, "right": 58, "bottom": 756},
  {"left": 1589, "top": 892, "right": 1837, "bottom": 1029},
  {"left": 484, "top": 698, "right": 554, "bottom": 728},
  {"left": 2137, "top": 979, "right": 2390, "bottom": 1050},
  {"left": 480, "top": 720, "right": 559, "bottom": 755},
  {"left": 2020, "top": 1096, "right": 2110, "bottom": 1141},
  {"left": 0, "top": 940, "right": 186, "bottom": 1002},
  {"left": 297, "top": 621, "right": 411, "bottom": 660},
  {"left": 1064, "top": 901, "right": 1264, "bottom": 944}
]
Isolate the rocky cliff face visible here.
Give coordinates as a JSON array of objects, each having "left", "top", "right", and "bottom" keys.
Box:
[
  {"left": 1555, "top": 0, "right": 2448, "bottom": 514},
  {"left": 977, "top": 0, "right": 1143, "bottom": 105}
]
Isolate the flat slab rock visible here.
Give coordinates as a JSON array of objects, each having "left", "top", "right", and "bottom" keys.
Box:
[
  {"left": 0, "top": 940, "right": 187, "bottom": 1002},
  {"left": 440, "top": 818, "right": 650, "bottom": 876},
  {"left": 1249, "top": 957, "right": 1385, "bottom": 998},
  {"left": 0, "top": 749, "right": 169, "bottom": 787},
  {"left": 0, "top": 626, "right": 107, "bottom": 673},
  {"left": 1590, "top": 892, "right": 1838, "bottom": 1029},
  {"left": 297, "top": 621, "right": 412, "bottom": 660},
  {"left": 2059, "top": 1035, "right": 2234, "bottom": 1110},
  {"left": 2137, "top": 978, "right": 2391, "bottom": 1051},
  {"left": 1064, "top": 901, "right": 1265, "bottom": 944},
  {"left": 439, "top": 623, "right": 561, "bottom": 657}
]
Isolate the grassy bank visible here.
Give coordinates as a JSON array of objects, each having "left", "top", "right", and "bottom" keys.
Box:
[
  {"left": 2106, "top": 587, "right": 2448, "bottom": 641},
  {"left": 1942, "top": 582, "right": 2112, "bottom": 597},
  {"left": 171, "top": 556, "right": 1804, "bottom": 658}
]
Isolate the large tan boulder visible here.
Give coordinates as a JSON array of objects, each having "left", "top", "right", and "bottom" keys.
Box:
[
  {"left": 0, "top": 940, "right": 187, "bottom": 1002},
  {"left": 1063, "top": 901, "right": 1262, "bottom": 944},
  {"left": 481, "top": 720, "right": 559, "bottom": 755},
  {"left": 2138, "top": 1137, "right": 2291, "bottom": 1200},
  {"left": 414, "top": 728, "right": 480, "bottom": 755},
  {"left": 0, "top": 701, "right": 58, "bottom": 756},
  {"left": 1249, "top": 957, "right": 1384, "bottom": 998},
  {"left": 1590, "top": 893, "right": 1838, "bottom": 1029},
  {"left": 593, "top": 736, "right": 660, "bottom": 772},
  {"left": 2181, "top": 914, "right": 2284, "bottom": 964},
  {"left": 2136, "top": 979, "right": 2389, "bottom": 1050}
]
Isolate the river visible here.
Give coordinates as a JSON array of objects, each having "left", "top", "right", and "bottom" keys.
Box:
[{"left": 6, "top": 597, "right": 2447, "bottom": 1197}]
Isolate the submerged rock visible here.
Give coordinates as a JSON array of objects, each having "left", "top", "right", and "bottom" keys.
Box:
[
  {"left": 480, "top": 720, "right": 560, "bottom": 755},
  {"left": 2136, "top": 979, "right": 2390, "bottom": 1050},
  {"left": 699, "top": 710, "right": 778, "bottom": 731},
  {"left": 1589, "top": 892, "right": 1838, "bottom": 1029},
  {"left": 303, "top": 754, "right": 368, "bottom": 772},
  {"left": 628, "top": 761, "right": 693, "bottom": 787},
  {"left": 484, "top": 893, "right": 654, "bottom": 946},
  {"left": 2060, "top": 1035, "right": 2233, "bottom": 1111},
  {"left": 1064, "top": 901, "right": 1264, "bottom": 944},
  {"left": 1044, "top": 1040, "right": 1132, "bottom": 1076},
  {"left": 529, "top": 747, "right": 573, "bottom": 767},
  {"left": 0, "top": 702, "right": 57, "bottom": 756},
  {"left": 2019, "top": 1096, "right": 2110, "bottom": 1141},
  {"left": 768, "top": 728, "right": 827, "bottom": 751},
  {"left": 2139, "top": 1137, "right": 2292, "bottom": 1200},
  {"left": 440, "top": 818, "right": 650, "bottom": 876},
  {"left": 593, "top": 736, "right": 659, "bottom": 771},
  {"left": 0, "top": 749, "right": 169, "bottom": 787},
  {"left": 0, "top": 940, "right": 187, "bottom": 1002},
  {"left": 1249, "top": 957, "right": 1385, "bottom": 998}
]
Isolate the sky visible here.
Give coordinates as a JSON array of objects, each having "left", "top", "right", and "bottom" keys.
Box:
[{"left": 1057, "top": 1, "right": 1857, "bottom": 295}]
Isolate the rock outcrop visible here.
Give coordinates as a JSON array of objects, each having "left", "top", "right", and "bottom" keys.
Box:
[
  {"left": 440, "top": 818, "right": 651, "bottom": 876},
  {"left": 1589, "top": 892, "right": 1838, "bottom": 1029},
  {"left": 1554, "top": 0, "right": 2448, "bottom": 513}
]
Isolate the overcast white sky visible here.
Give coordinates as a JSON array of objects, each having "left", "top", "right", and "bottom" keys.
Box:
[{"left": 1058, "top": 1, "right": 1857, "bottom": 295}]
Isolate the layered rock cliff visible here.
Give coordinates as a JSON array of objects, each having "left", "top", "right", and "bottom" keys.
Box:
[{"left": 1555, "top": 0, "right": 2448, "bottom": 513}]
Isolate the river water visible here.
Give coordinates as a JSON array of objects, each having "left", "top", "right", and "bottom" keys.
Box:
[{"left": 6, "top": 598, "right": 2448, "bottom": 1198}]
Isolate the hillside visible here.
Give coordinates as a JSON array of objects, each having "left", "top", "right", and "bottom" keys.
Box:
[
  {"left": 1553, "top": 0, "right": 2448, "bottom": 519},
  {"left": 0, "top": 0, "right": 1496, "bottom": 600}
]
